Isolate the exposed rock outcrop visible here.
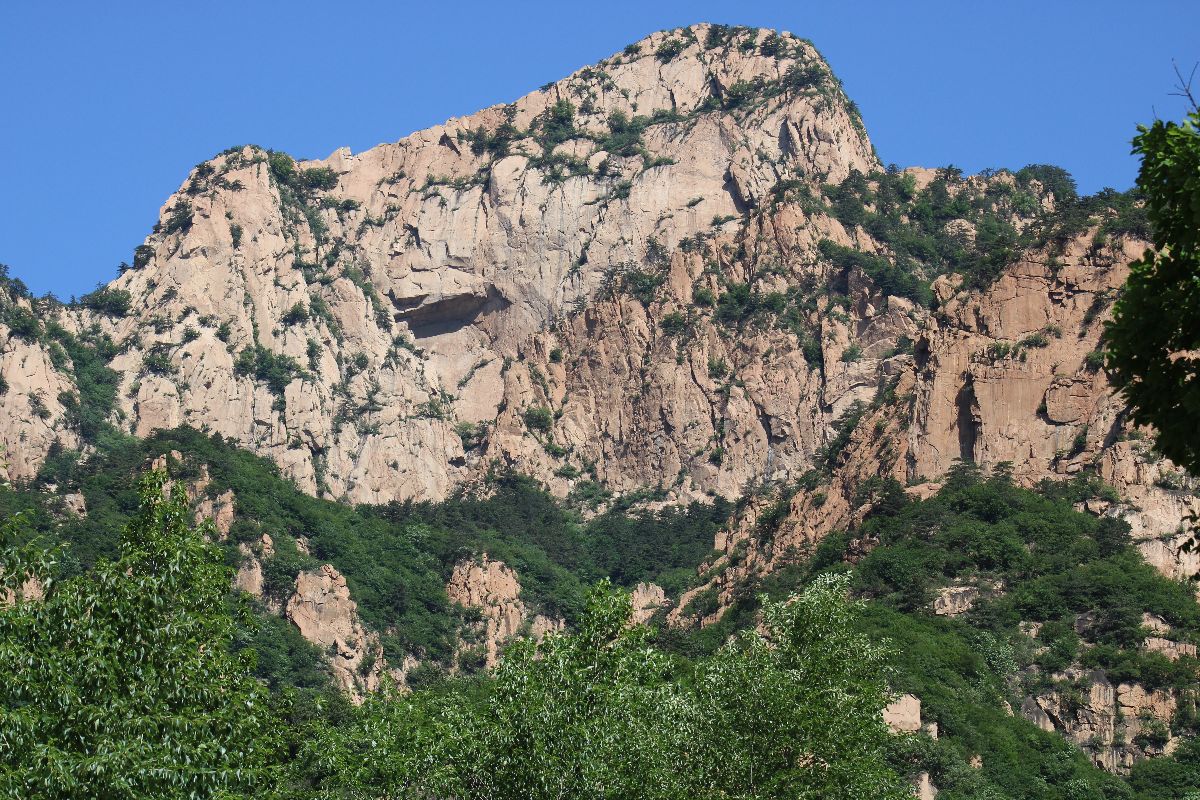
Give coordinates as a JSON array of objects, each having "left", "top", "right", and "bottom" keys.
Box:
[
  {"left": 1022, "top": 669, "right": 1178, "bottom": 774},
  {"left": 630, "top": 581, "right": 669, "bottom": 624},
  {"left": 286, "top": 563, "right": 384, "bottom": 700},
  {"left": 1, "top": 576, "right": 44, "bottom": 606},
  {"left": 37, "top": 24, "right": 876, "bottom": 507},
  {"left": 0, "top": 321, "right": 80, "bottom": 483},
  {"left": 233, "top": 533, "right": 272, "bottom": 598},
  {"left": 883, "top": 694, "right": 938, "bottom": 798},
  {"left": 5, "top": 28, "right": 1186, "bottom": 585},
  {"left": 883, "top": 693, "right": 923, "bottom": 734},
  {"left": 445, "top": 555, "right": 563, "bottom": 667}
]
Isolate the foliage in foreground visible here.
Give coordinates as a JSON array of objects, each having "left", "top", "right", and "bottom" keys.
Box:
[
  {"left": 1106, "top": 106, "right": 1200, "bottom": 475},
  {"left": 670, "top": 465, "right": 1200, "bottom": 799},
  {"left": 1, "top": 475, "right": 909, "bottom": 798},
  {"left": 278, "top": 575, "right": 910, "bottom": 800},
  {"left": 22, "top": 426, "right": 729, "bottom": 674},
  {"left": 0, "top": 471, "right": 274, "bottom": 798}
]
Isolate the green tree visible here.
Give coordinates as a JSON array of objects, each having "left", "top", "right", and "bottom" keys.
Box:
[
  {"left": 1106, "top": 106, "right": 1200, "bottom": 473},
  {"left": 686, "top": 573, "right": 911, "bottom": 799},
  {"left": 280, "top": 577, "right": 911, "bottom": 799},
  {"left": 0, "top": 471, "right": 276, "bottom": 798}
]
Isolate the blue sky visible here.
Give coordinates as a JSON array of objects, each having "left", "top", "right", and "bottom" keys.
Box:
[{"left": 2, "top": 1, "right": 1198, "bottom": 299}]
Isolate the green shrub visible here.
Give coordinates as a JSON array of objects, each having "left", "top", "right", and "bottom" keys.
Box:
[
  {"left": 522, "top": 406, "right": 554, "bottom": 433},
  {"left": 162, "top": 201, "right": 194, "bottom": 235},
  {"left": 268, "top": 151, "right": 297, "bottom": 185},
  {"left": 655, "top": 38, "right": 685, "bottom": 62},
  {"left": 299, "top": 167, "right": 338, "bottom": 191},
  {"left": 282, "top": 302, "right": 309, "bottom": 326},
  {"left": 234, "top": 345, "right": 302, "bottom": 395},
  {"left": 80, "top": 287, "right": 133, "bottom": 318},
  {"left": 621, "top": 268, "right": 664, "bottom": 305},
  {"left": 132, "top": 244, "right": 155, "bottom": 270},
  {"left": 659, "top": 311, "right": 688, "bottom": 336},
  {"left": 2, "top": 305, "right": 41, "bottom": 340},
  {"left": 601, "top": 111, "right": 649, "bottom": 157},
  {"left": 142, "top": 346, "right": 175, "bottom": 376}
]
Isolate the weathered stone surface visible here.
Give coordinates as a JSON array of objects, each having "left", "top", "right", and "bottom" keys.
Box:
[
  {"left": 286, "top": 563, "right": 383, "bottom": 700},
  {"left": 5, "top": 28, "right": 1185, "bottom": 587},
  {"left": 630, "top": 582, "right": 669, "bottom": 624},
  {"left": 883, "top": 693, "right": 922, "bottom": 734},
  {"left": 62, "top": 492, "right": 87, "bottom": 517},
  {"left": 233, "top": 533, "right": 272, "bottom": 599},
  {"left": 1, "top": 576, "right": 44, "bottom": 606},
  {"left": 1143, "top": 636, "right": 1198, "bottom": 661},
  {"left": 1022, "top": 669, "right": 1177, "bottom": 774},
  {"left": 194, "top": 489, "right": 235, "bottom": 538},
  {"left": 445, "top": 555, "right": 563, "bottom": 667},
  {"left": 33, "top": 25, "right": 875, "bottom": 508},
  {"left": 0, "top": 322, "right": 80, "bottom": 483},
  {"left": 933, "top": 586, "right": 980, "bottom": 617}
]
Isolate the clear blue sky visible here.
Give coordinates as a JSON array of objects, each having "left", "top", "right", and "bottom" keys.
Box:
[{"left": 2, "top": 1, "right": 1197, "bottom": 300}]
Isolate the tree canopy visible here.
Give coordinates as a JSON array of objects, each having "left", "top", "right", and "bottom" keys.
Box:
[
  {"left": 1106, "top": 107, "right": 1200, "bottom": 474},
  {"left": 0, "top": 471, "right": 275, "bottom": 798}
]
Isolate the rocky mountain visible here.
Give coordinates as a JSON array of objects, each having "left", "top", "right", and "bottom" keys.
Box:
[
  {"left": 2, "top": 22, "right": 1198, "bottom": 787},
  {"left": 7, "top": 23, "right": 1195, "bottom": 576}
]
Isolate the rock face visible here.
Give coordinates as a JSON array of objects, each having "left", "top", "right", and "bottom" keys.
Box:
[
  {"left": 31, "top": 24, "right": 874, "bottom": 505},
  {"left": 445, "top": 555, "right": 563, "bottom": 667},
  {"left": 882, "top": 694, "right": 938, "bottom": 798},
  {"left": 1022, "top": 669, "right": 1177, "bottom": 774},
  {"left": 233, "top": 533, "right": 272, "bottom": 598},
  {"left": 2, "top": 25, "right": 1195, "bottom": 759},
  {"left": 630, "top": 582, "right": 669, "bottom": 624},
  {"left": 286, "top": 563, "right": 384, "bottom": 699},
  {"left": 7, "top": 25, "right": 1188, "bottom": 566},
  {"left": 1, "top": 576, "right": 44, "bottom": 606},
  {"left": 882, "top": 693, "right": 923, "bottom": 734},
  {"left": 0, "top": 307, "right": 80, "bottom": 483},
  {"left": 670, "top": 235, "right": 1198, "bottom": 625},
  {"left": 933, "top": 585, "right": 980, "bottom": 617}
]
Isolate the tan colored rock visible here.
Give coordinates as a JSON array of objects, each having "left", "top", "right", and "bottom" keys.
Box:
[
  {"left": 26, "top": 25, "right": 875, "bottom": 507},
  {"left": 446, "top": 555, "right": 563, "bottom": 667},
  {"left": 0, "top": 325, "right": 80, "bottom": 483},
  {"left": 1, "top": 576, "right": 44, "bottom": 606},
  {"left": 286, "top": 564, "right": 383, "bottom": 700},
  {"left": 233, "top": 544, "right": 264, "bottom": 598},
  {"left": 1143, "top": 637, "right": 1198, "bottom": 661},
  {"left": 1142, "top": 613, "right": 1171, "bottom": 635},
  {"left": 630, "top": 582, "right": 669, "bottom": 624},
  {"left": 62, "top": 492, "right": 87, "bottom": 517},
  {"left": 194, "top": 489, "right": 235, "bottom": 538},
  {"left": 913, "top": 771, "right": 938, "bottom": 800},
  {"left": 3, "top": 27, "right": 1181, "bottom": 585},
  {"left": 1022, "top": 669, "right": 1177, "bottom": 774},
  {"left": 933, "top": 585, "right": 979, "bottom": 617},
  {"left": 883, "top": 693, "right": 922, "bottom": 734}
]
